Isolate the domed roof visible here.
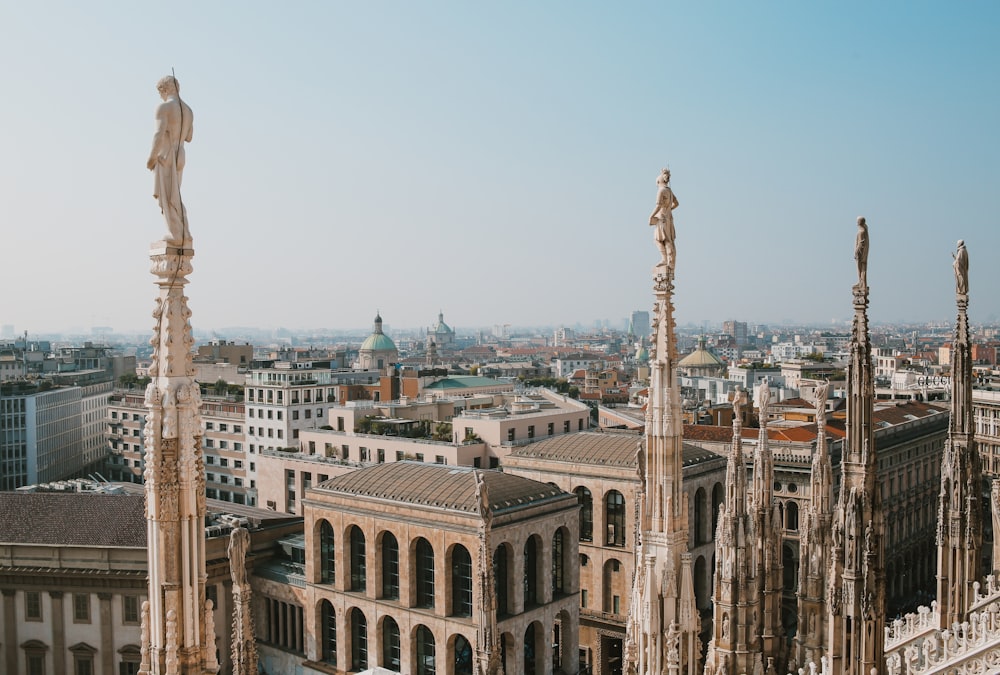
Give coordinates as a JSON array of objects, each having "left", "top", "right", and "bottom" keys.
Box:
[
  {"left": 360, "top": 312, "right": 398, "bottom": 353},
  {"left": 635, "top": 339, "right": 649, "bottom": 364},
  {"left": 678, "top": 336, "right": 724, "bottom": 368},
  {"left": 432, "top": 310, "right": 452, "bottom": 334},
  {"left": 361, "top": 333, "right": 397, "bottom": 352}
]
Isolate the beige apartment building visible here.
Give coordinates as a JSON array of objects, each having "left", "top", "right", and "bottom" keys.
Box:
[
  {"left": 301, "top": 462, "right": 580, "bottom": 675},
  {"left": 106, "top": 390, "right": 254, "bottom": 504},
  {"left": 502, "top": 431, "right": 726, "bottom": 675},
  {"left": 255, "top": 389, "right": 591, "bottom": 514}
]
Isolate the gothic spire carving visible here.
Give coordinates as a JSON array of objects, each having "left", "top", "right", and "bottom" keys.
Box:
[
  {"left": 796, "top": 381, "right": 833, "bottom": 668},
  {"left": 825, "top": 217, "right": 885, "bottom": 675},
  {"left": 625, "top": 169, "right": 699, "bottom": 675},
  {"left": 140, "top": 77, "right": 215, "bottom": 675},
  {"left": 704, "top": 388, "right": 763, "bottom": 675},
  {"left": 752, "top": 382, "right": 785, "bottom": 670},
  {"left": 936, "top": 240, "right": 982, "bottom": 627}
]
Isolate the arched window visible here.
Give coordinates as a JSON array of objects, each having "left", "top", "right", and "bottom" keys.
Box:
[
  {"left": 605, "top": 490, "right": 625, "bottom": 547},
  {"left": 524, "top": 536, "right": 539, "bottom": 606},
  {"left": 382, "top": 616, "right": 400, "bottom": 671},
  {"left": 416, "top": 625, "right": 436, "bottom": 675},
  {"left": 786, "top": 501, "right": 799, "bottom": 531},
  {"left": 320, "top": 600, "right": 336, "bottom": 665},
  {"left": 381, "top": 532, "right": 399, "bottom": 600},
  {"left": 454, "top": 634, "right": 473, "bottom": 675},
  {"left": 350, "top": 609, "right": 368, "bottom": 671},
  {"left": 451, "top": 545, "right": 473, "bottom": 617},
  {"left": 349, "top": 526, "right": 366, "bottom": 592},
  {"left": 694, "top": 487, "right": 707, "bottom": 544},
  {"left": 320, "top": 520, "right": 335, "bottom": 584},
  {"left": 575, "top": 487, "right": 593, "bottom": 541},
  {"left": 494, "top": 546, "right": 509, "bottom": 616},
  {"left": 552, "top": 530, "right": 565, "bottom": 595},
  {"left": 416, "top": 538, "right": 435, "bottom": 608},
  {"left": 524, "top": 624, "right": 537, "bottom": 675}
]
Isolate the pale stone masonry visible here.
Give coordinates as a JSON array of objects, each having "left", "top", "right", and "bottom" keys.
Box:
[{"left": 301, "top": 463, "right": 580, "bottom": 674}]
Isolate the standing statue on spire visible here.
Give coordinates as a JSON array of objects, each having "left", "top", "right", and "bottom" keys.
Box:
[
  {"left": 953, "top": 239, "right": 969, "bottom": 297},
  {"left": 854, "top": 217, "right": 869, "bottom": 288},
  {"left": 148, "top": 75, "right": 194, "bottom": 246},
  {"left": 649, "top": 168, "right": 679, "bottom": 269}
]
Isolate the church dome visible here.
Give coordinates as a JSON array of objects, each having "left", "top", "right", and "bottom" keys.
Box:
[
  {"left": 678, "top": 336, "right": 725, "bottom": 371},
  {"left": 360, "top": 312, "right": 397, "bottom": 353}
]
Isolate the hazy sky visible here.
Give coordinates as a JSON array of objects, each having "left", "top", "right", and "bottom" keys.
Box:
[{"left": 1, "top": 2, "right": 997, "bottom": 335}]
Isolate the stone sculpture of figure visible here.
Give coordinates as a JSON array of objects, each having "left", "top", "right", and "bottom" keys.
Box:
[
  {"left": 635, "top": 439, "right": 646, "bottom": 484},
  {"left": 148, "top": 75, "right": 194, "bottom": 246},
  {"left": 649, "top": 168, "right": 679, "bottom": 269},
  {"left": 475, "top": 471, "right": 491, "bottom": 526},
  {"left": 228, "top": 526, "right": 250, "bottom": 586},
  {"left": 758, "top": 380, "right": 771, "bottom": 421},
  {"left": 814, "top": 380, "right": 829, "bottom": 412},
  {"left": 732, "top": 386, "right": 745, "bottom": 420},
  {"left": 953, "top": 239, "right": 969, "bottom": 297},
  {"left": 854, "top": 217, "right": 869, "bottom": 287}
]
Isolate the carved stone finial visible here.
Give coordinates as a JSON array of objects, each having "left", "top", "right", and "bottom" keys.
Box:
[
  {"left": 649, "top": 168, "right": 678, "bottom": 270},
  {"left": 148, "top": 75, "right": 194, "bottom": 247},
  {"left": 854, "top": 216, "right": 869, "bottom": 288},
  {"left": 953, "top": 239, "right": 969, "bottom": 298}
]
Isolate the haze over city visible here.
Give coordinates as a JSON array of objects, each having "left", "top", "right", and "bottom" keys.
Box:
[{"left": 1, "top": 2, "right": 998, "bottom": 333}]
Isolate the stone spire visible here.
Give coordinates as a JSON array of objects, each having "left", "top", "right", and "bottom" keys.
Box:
[
  {"left": 796, "top": 381, "right": 833, "bottom": 667},
  {"left": 936, "top": 240, "right": 982, "bottom": 627},
  {"left": 751, "top": 382, "right": 784, "bottom": 671},
  {"left": 825, "top": 217, "right": 885, "bottom": 675},
  {"left": 704, "top": 388, "right": 762, "bottom": 675},
  {"left": 228, "top": 528, "right": 258, "bottom": 675},
  {"left": 625, "top": 168, "right": 699, "bottom": 675},
  {"left": 474, "top": 471, "right": 503, "bottom": 675},
  {"left": 139, "top": 77, "right": 216, "bottom": 675}
]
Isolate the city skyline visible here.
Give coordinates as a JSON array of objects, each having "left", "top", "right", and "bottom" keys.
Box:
[{"left": 1, "top": 3, "right": 998, "bottom": 333}]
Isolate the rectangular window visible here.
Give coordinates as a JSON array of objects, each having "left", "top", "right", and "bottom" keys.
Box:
[
  {"left": 205, "top": 422, "right": 214, "bottom": 430},
  {"left": 415, "top": 453, "right": 424, "bottom": 462},
  {"left": 548, "top": 422, "right": 554, "bottom": 436},
  {"left": 396, "top": 451, "right": 404, "bottom": 462},
  {"left": 581, "top": 589, "right": 588, "bottom": 608},
  {"left": 377, "top": 449, "right": 385, "bottom": 463},
  {"left": 73, "top": 593, "right": 90, "bottom": 622},
  {"left": 250, "top": 462, "right": 255, "bottom": 471},
  {"left": 220, "top": 458, "right": 228, "bottom": 467},
  {"left": 436, "top": 455, "right": 446, "bottom": 464},
  {"left": 292, "top": 410, "right": 299, "bottom": 420},
  {"left": 219, "top": 423, "right": 228, "bottom": 432},
  {"left": 528, "top": 425, "right": 535, "bottom": 438},
  {"left": 305, "top": 409, "right": 312, "bottom": 419},
  {"left": 234, "top": 460, "right": 243, "bottom": 469},
  {"left": 25, "top": 590, "right": 42, "bottom": 620},
  {"left": 613, "top": 595, "right": 621, "bottom": 614},
  {"left": 507, "top": 428, "right": 515, "bottom": 442},
  {"left": 564, "top": 420, "right": 570, "bottom": 433},
  {"left": 206, "top": 456, "right": 215, "bottom": 464},
  {"left": 123, "top": 595, "right": 140, "bottom": 624},
  {"left": 233, "top": 425, "right": 242, "bottom": 433},
  {"left": 28, "top": 654, "right": 45, "bottom": 675}
]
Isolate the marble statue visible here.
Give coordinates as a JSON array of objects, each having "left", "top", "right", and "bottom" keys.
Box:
[
  {"left": 649, "top": 168, "right": 679, "bottom": 269},
  {"left": 228, "top": 526, "right": 249, "bottom": 586},
  {"left": 759, "top": 380, "right": 771, "bottom": 420},
  {"left": 148, "top": 75, "right": 194, "bottom": 246},
  {"left": 953, "top": 239, "right": 969, "bottom": 296},
  {"left": 854, "top": 217, "right": 869, "bottom": 287}
]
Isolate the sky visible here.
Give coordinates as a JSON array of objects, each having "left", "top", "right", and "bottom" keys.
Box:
[{"left": 1, "top": 2, "right": 998, "bottom": 335}]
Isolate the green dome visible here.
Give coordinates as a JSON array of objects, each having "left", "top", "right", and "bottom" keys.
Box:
[
  {"left": 361, "top": 333, "right": 398, "bottom": 352},
  {"left": 360, "top": 312, "right": 397, "bottom": 354}
]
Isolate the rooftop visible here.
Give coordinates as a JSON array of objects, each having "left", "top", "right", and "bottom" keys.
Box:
[{"left": 315, "top": 462, "right": 565, "bottom": 514}]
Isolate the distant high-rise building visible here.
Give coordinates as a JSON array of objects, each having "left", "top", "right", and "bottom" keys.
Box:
[
  {"left": 723, "top": 319, "right": 748, "bottom": 346},
  {"left": 629, "top": 310, "right": 651, "bottom": 339}
]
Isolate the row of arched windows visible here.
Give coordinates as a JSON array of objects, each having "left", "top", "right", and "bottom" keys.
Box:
[
  {"left": 318, "top": 602, "right": 470, "bottom": 674},
  {"left": 574, "top": 487, "right": 626, "bottom": 546},
  {"left": 318, "top": 603, "right": 567, "bottom": 675},
  {"left": 318, "top": 521, "right": 572, "bottom": 617},
  {"left": 317, "top": 521, "right": 474, "bottom": 616}
]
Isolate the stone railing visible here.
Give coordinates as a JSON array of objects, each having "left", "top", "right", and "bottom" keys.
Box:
[
  {"left": 968, "top": 575, "right": 1000, "bottom": 614},
  {"left": 885, "top": 606, "right": 1000, "bottom": 674},
  {"left": 885, "top": 602, "right": 941, "bottom": 651}
]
